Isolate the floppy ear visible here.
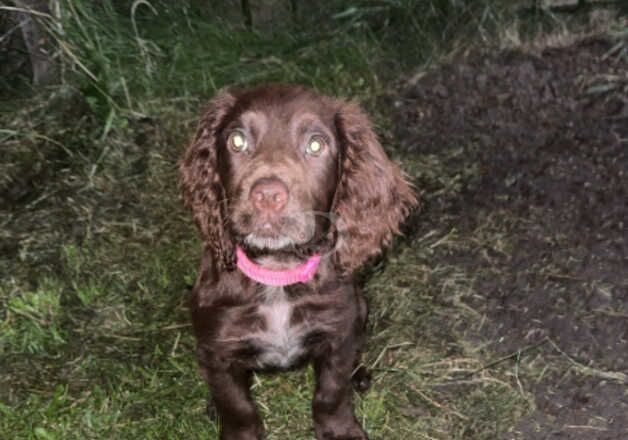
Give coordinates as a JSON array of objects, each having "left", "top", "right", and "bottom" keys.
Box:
[
  {"left": 332, "top": 101, "right": 418, "bottom": 275},
  {"left": 179, "top": 90, "right": 237, "bottom": 271}
]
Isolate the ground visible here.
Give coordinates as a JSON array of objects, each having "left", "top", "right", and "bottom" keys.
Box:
[
  {"left": 393, "top": 36, "right": 628, "bottom": 439},
  {"left": 1, "top": 4, "right": 627, "bottom": 439}
]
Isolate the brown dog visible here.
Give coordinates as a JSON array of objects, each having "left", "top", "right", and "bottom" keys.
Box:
[{"left": 180, "top": 84, "right": 417, "bottom": 439}]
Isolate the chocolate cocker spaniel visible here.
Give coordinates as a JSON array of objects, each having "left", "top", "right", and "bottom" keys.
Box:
[{"left": 180, "top": 84, "right": 417, "bottom": 440}]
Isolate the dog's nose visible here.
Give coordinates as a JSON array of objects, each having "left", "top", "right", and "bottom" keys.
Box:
[{"left": 249, "top": 178, "right": 289, "bottom": 213}]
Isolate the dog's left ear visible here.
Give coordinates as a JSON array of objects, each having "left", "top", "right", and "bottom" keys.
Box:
[{"left": 331, "top": 101, "right": 418, "bottom": 275}]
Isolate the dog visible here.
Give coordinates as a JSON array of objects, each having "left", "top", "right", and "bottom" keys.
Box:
[{"left": 180, "top": 84, "right": 417, "bottom": 439}]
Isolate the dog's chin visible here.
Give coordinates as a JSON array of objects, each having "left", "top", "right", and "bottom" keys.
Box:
[{"left": 244, "top": 233, "right": 296, "bottom": 251}]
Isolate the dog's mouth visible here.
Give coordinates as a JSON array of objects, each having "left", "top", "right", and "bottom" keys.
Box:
[
  {"left": 252, "top": 216, "right": 285, "bottom": 238},
  {"left": 247, "top": 214, "right": 313, "bottom": 250},
  {"left": 244, "top": 233, "right": 296, "bottom": 250},
  {"left": 235, "top": 210, "right": 326, "bottom": 251}
]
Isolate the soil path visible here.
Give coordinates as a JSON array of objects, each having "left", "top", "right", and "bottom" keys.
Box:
[{"left": 394, "top": 38, "right": 628, "bottom": 439}]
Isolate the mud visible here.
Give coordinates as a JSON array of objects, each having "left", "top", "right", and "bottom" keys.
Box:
[{"left": 394, "top": 37, "right": 628, "bottom": 439}]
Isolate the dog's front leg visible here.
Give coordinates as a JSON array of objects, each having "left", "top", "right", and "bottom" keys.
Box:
[
  {"left": 200, "top": 358, "right": 262, "bottom": 440},
  {"left": 312, "top": 339, "right": 368, "bottom": 440}
]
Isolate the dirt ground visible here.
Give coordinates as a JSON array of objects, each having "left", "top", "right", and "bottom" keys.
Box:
[{"left": 393, "top": 36, "right": 627, "bottom": 439}]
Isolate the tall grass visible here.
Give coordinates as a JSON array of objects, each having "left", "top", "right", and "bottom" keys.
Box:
[
  {"left": 3, "top": 1, "right": 517, "bottom": 119},
  {"left": 43, "top": 0, "right": 383, "bottom": 117}
]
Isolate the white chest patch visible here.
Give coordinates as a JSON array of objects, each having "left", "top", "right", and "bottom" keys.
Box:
[{"left": 254, "top": 287, "right": 305, "bottom": 368}]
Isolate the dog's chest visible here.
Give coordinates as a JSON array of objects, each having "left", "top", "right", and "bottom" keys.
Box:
[{"left": 253, "top": 287, "right": 306, "bottom": 368}]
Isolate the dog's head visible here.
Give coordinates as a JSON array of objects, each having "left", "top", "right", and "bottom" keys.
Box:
[{"left": 180, "top": 84, "right": 417, "bottom": 275}]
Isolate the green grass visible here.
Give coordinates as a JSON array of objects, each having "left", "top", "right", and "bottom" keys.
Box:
[{"left": 0, "top": 0, "right": 578, "bottom": 438}]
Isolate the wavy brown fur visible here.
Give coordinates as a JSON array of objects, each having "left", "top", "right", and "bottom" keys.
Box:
[{"left": 179, "top": 84, "right": 418, "bottom": 440}]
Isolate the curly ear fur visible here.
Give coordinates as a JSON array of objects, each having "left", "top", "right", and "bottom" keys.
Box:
[
  {"left": 332, "top": 101, "right": 418, "bottom": 275},
  {"left": 179, "top": 90, "right": 236, "bottom": 271}
]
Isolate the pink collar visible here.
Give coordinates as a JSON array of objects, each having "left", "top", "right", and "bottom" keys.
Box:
[{"left": 235, "top": 246, "right": 321, "bottom": 287}]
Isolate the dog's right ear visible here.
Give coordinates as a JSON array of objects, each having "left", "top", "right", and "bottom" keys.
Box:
[{"left": 179, "top": 90, "right": 237, "bottom": 271}]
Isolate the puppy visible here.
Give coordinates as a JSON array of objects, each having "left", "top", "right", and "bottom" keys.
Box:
[{"left": 180, "top": 84, "right": 417, "bottom": 439}]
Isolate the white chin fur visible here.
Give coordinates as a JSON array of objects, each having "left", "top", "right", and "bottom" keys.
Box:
[{"left": 244, "top": 234, "right": 295, "bottom": 250}]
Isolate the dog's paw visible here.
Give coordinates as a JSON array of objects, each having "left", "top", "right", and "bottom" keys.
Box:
[
  {"left": 351, "top": 366, "right": 371, "bottom": 393},
  {"left": 320, "top": 428, "right": 368, "bottom": 440},
  {"left": 317, "top": 420, "right": 369, "bottom": 440}
]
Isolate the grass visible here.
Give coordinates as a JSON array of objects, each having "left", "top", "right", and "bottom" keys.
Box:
[{"left": 0, "top": 0, "right": 607, "bottom": 438}]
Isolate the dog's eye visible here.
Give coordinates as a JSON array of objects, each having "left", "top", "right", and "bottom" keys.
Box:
[
  {"left": 228, "top": 130, "right": 248, "bottom": 152},
  {"left": 306, "top": 136, "right": 326, "bottom": 156}
]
